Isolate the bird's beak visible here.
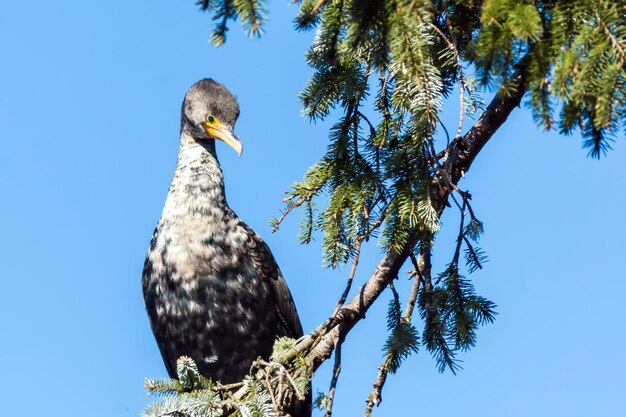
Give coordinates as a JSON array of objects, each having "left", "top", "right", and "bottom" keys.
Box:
[{"left": 203, "top": 121, "right": 243, "bottom": 157}]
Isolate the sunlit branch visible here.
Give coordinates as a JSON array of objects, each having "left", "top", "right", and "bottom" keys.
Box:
[{"left": 323, "top": 339, "right": 343, "bottom": 417}]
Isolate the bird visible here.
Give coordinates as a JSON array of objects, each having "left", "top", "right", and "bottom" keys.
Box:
[{"left": 142, "top": 78, "right": 308, "bottom": 415}]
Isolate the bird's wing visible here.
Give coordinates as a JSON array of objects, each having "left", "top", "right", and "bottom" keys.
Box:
[{"left": 240, "top": 222, "right": 304, "bottom": 339}]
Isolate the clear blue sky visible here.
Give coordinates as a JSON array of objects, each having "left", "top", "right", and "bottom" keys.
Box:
[{"left": 1, "top": 1, "right": 625, "bottom": 416}]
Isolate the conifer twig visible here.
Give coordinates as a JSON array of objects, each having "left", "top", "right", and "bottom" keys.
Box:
[
  {"left": 593, "top": 10, "right": 626, "bottom": 63},
  {"left": 324, "top": 338, "right": 343, "bottom": 417},
  {"left": 271, "top": 182, "right": 324, "bottom": 233},
  {"left": 264, "top": 367, "right": 280, "bottom": 413},
  {"left": 214, "top": 381, "right": 245, "bottom": 391},
  {"left": 452, "top": 199, "right": 467, "bottom": 266},
  {"left": 364, "top": 364, "right": 388, "bottom": 417},
  {"left": 403, "top": 265, "right": 422, "bottom": 322},
  {"left": 426, "top": 21, "right": 466, "bottom": 139},
  {"left": 364, "top": 260, "right": 422, "bottom": 417},
  {"left": 377, "top": 73, "right": 392, "bottom": 148},
  {"left": 307, "top": 0, "right": 327, "bottom": 17},
  {"left": 331, "top": 239, "right": 362, "bottom": 317},
  {"left": 271, "top": 197, "right": 307, "bottom": 233},
  {"left": 462, "top": 235, "right": 484, "bottom": 271}
]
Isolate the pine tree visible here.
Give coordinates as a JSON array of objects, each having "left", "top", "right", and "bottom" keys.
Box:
[{"left": 145, "top": 1, "right": 626, "bottom": 415}]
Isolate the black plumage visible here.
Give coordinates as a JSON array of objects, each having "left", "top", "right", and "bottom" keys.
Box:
[{"left": 142, "top": 79, "right": 307, "bottom": 414}]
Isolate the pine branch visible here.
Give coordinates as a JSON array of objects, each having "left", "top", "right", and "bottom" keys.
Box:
[
  {"left": 426, "top": 21, "right": 466, "bottom": 138},
  {"left": 303, "top": 52, "right": 530, "bottom": 373}
]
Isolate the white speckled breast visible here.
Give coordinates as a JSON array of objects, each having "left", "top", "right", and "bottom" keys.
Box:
[{"left": 142, "top": 131, "right": 293, "bottom": 383}]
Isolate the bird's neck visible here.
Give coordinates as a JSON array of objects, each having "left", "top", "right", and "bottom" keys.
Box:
[{"left": 162, "top": 129, "right": 228, "bottom": 220}]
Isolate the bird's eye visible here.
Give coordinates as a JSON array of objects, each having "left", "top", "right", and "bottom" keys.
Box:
[{"left": 207, "top": 115, "right": 215, "bottom": 124}]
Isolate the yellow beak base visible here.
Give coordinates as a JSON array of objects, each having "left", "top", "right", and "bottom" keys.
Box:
[{"left": 203, "top": 122, "right": 243, "bottom": 156}]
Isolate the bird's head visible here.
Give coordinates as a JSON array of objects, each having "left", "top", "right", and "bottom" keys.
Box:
[{"left": 182, "top": 78, "right": 243, "bottom": 156}]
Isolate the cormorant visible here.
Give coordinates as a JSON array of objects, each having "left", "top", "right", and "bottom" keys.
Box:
[{"left": 142, "top": 78, "right": 308, "bottom": 415}]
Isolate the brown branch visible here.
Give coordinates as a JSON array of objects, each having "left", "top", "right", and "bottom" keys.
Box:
[
  {"left": 442, "top": 54, "right": 531, "bottom": 188},
  {"left": 214, "top": 381, "right": 245, "bottom": 391},
  {"left": 364, "top": 364, "right": 388, "bottom": 417},
  {"left": 324, "top": 339, "right": 343, "bottom": 417},
  {"left": 402, "top": 266, "right": 422, "bottom": 322},
  {"left": 271, "top": 197, "right": 306, "bottom": 233},
  {"left": 305, "top": 247, "right": 410, "bottom": 371},
  {"left": 416, "top": 239, "right": 432, "bottom": 289},
  {"left": 307, "top": 0, "right": 327, "bottom": 17},
  {"left": 257, "top": 360, "right": 306, "bottom": 401},
  {"left": 363, "top": 283, "right": 399, "bottom": 417},
  {"left": 452, "top": 198, "right": 467, "bottom": 266}
]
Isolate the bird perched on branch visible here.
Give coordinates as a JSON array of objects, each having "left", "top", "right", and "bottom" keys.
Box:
[{"left": 142, "top": 79, "right": 307, "bottom": 414}]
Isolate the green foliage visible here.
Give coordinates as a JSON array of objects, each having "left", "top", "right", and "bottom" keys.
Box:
[
  {"left": 475, "top": 0, "right": 543, "bottom": 87},
  {"left": 464, "top": 217, "right": 484, "bottom": 243},
  {"left": 551, "top": 1, "right": 626, "bottom": 157},
  {"left": 289, "top": 1, "right": 460, "bottom": 266},
  {"left": 382, "top": 290, "right": 420, "bottom": 373},
  {"left": 197, "top": 0, "right": 266, "bottom": 45},
  {"left": 419, "top": 263, "right": 497, "bottom": 373},
  {"left": 188, "top": 0, "right": 626, "bottom": 406},
  {"left": 270, "top": 337, "right": 311, "bottom": 395},
  {"left": 475, "top": 0, "right": 626, "bottom": 158},
  {"left": 143, "top": 357, "right": 225, "bottom": 417},
  {"left": 464, "top": 245, "right": 488, "bottom": 274},
  {"left": 144, "top": 340, "right": 310, "bottom": 417},
  {"left": 144, "top": 378, "right": 186, "bottom": 397}
]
